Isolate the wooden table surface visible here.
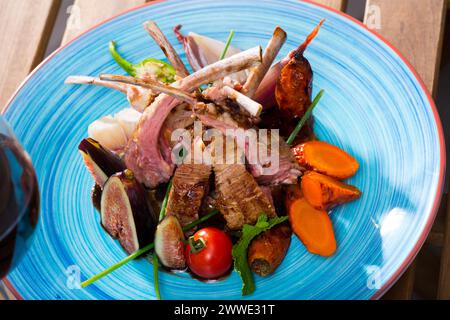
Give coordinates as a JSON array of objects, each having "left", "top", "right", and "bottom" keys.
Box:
[{"left": 0, "top": 0, "right": 449, "bottom": 300}]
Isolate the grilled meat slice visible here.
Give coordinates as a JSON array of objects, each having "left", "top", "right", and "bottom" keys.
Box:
[
  {"left": 214, "top": 163, "right": 276, "bottom": 230},
  {"left": 196, "top": 109, "right": 302, "bottom": 185},
  {"left": 160, "top": 103, "right": 195, "bottom": 164},
  {"left": 248, "top": 137, "right": 302, "bottom": 185},
  {"left": 166, "top": 164, "right": 212, "bottom": 228},
  {"left": 260, "top": 186, "right": 275, "bottom": 208}
]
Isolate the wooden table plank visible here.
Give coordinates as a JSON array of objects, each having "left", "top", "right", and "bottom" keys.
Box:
[
  {"left": 439, "top": 203, "right": 450, "bottom": 299},
  {"left": 311, "top": 0, "right": 347, "bottom": 11},
  {"left": 428, "top": 201, "right": 447, "bottom": 247},
  {"left": 364, "top": 0, "right": 447, "bottom": 300},
  {"left": 0, "top": 0, "right": 60, "bottom": 112},
  {"left": 414, "top": 244, "right": 441, "bottom": 299},
  {"left": 364, "top": 0, "right": 446, "bottom": 94},
  {"left": 62, "top": 0, "right": 148, "bottom": 44},
  {"left": 438, "top": 11, "right": 450, "bottom": 299},
  {"left": 438, "top": 206, "right": 450, "bottom": 300}
]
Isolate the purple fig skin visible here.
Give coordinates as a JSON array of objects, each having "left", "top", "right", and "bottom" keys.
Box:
[
  {"left": 79, "top": 138, "right": 126, "bottom": 186},
  {"left": 120, "top": 170, "right": 158, "bottom": 248},
  {"left": 101, "top": 170, "right": 158, "bottom": 254}
]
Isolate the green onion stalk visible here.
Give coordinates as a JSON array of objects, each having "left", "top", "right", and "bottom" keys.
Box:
[
  {"left": 286, "top": 89, "right": 325, "bottom": 146},
  {"left": 152, "top": 179, "right": 173, "bottom": 300},
  {"left": 219, "top": 30, "right": 235, "bottom": 60}
]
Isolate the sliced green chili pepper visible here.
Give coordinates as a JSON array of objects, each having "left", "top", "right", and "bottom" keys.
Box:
[{"left": 109, "top": 41, "right": 176, "bottom": 84}]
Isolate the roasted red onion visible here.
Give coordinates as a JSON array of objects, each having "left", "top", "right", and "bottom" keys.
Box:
[{"left": 78, "top": 138, "right": 126, "bottom": 186}]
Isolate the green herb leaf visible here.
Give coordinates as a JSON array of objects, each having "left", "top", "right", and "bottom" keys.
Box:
[
  {"left": 232, "top": 214, "right": 288, "bottom": 296},
  {"left": 286, "top": 89, "right": 325, "bottom": 146}
]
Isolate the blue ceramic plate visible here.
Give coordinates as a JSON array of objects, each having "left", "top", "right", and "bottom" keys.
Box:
[{"left": 2, "top": 0, "right": 445, "bottom": 300}]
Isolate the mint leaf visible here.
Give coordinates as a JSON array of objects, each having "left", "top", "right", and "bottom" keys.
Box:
[{"left": 232, "top": 214, "right": 289, "bottom": 296}]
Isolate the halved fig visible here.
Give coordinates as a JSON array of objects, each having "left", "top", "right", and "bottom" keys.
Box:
[
  {"left": 154, "top": 216, "right": 186, "bottom": 269},
  {"left": 101, "top": 170, "right": 158, "bottom": 254},
  {"left": 78, "top": 138, "right": 126, "bottom": 186}
]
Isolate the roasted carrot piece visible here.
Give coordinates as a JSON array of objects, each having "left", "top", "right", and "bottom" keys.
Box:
[
  {"left": 287, "top": 196, "right": 336, "bottom": 257},
  {"left": 248, "top": 223, "right": 292, "bottom": 276},
  {"left": 292, "top": 141, "right": 359, "bottom": 180},
  {"left": 301, "top": 171, "right": 361, "bottom": 210}
]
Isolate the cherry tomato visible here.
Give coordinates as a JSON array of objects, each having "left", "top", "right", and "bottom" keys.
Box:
[{"left": 185, "top": 227, "right": 233, "bottom": 279}]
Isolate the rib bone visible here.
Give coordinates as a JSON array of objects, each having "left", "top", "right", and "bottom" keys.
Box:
[
  {"left": 202, "top": 85, "right": 262, "bottom": 117},
  {"left": 144, "top": 21, "right": 190, "bottom": 78},
  {"left": 65, "top": 76, "right": 127, "bottom": 93},
  {"left": 175, "top": 46, "right": 262, "bottom": 91},
  {"left": 243, "top": 27, "right": 287, "bottom": 97},
  {"left": 222, "top": 86, "right": 262, "bottom": 117},
  {"left": 99, "top": 74, "right": 196, "bottom": 105},
  {"left": 65, "top": 75, "right": 155, "bottom": 112}
]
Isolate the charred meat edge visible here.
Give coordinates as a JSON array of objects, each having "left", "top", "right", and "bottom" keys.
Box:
[
  {"left": 214, "top": 163, "right": 276, "bottom": 230},
  {"left": 165, "top": 164, "right": 212, "bottom": 229}
]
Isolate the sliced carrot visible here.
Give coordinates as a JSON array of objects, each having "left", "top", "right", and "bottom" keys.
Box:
[
  {"left": 292, "top": 141, "right": 359, "bottom": 180},
  {"left": 301, "top": 171, "right": 361, "bottom": 210},
  {"left": 287, "top": 196, "right": 336, "bottom": 257}
]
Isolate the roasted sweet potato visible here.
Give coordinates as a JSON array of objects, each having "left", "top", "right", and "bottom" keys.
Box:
[
  {"left": 248, "top": 223, "right": 292, "bottom": 276},
  {"left": 292, "top": 141, "right": 359, "bottom": 180},
  {"left": 287, "top": 195, "right": 336, "bottom": 257},
  {"left": 301, "top": 171, "right": 361, "bottom": 210}
]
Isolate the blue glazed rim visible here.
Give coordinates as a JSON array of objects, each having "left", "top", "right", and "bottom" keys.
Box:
[{"left": 1, "top": 0, "right": 445, "bottom": 300}]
